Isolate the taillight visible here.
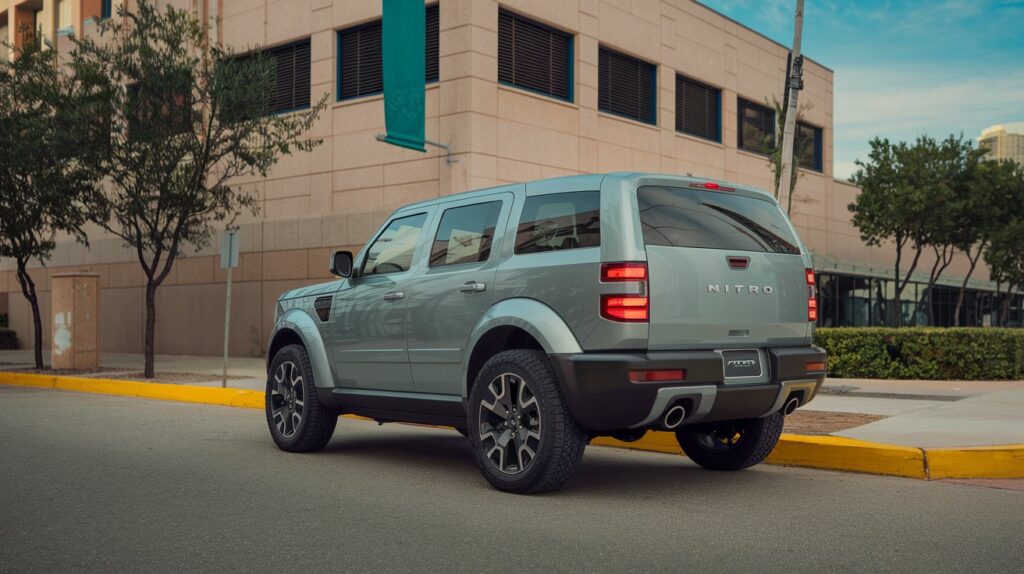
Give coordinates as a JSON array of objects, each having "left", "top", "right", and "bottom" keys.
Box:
[
  {"left": 601, "top": 262, "right": 647, "bottom": 281},
  {"left": 600, "top": 262, "right": 649, "bottom": 322},
  {"left": 806, "top": 268, "right": 817, "bottom": 322}
]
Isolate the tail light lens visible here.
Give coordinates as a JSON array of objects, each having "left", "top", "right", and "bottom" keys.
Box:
[
  {"left": 600, "top": 262, "right": 649, "bottom": 322},
  {"left": 601, "top": 295, "right": 649, "bottom": 322},
  {"left": 806, "top": 268, "right": 817, "bottom": 322},
  {"left": 601, "top": 262, "right": 647, "bottom": 281}
]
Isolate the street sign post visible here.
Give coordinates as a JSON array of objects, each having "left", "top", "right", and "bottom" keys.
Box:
[{"left": 220, "top": 229, "right": 239, "bottom": 388}]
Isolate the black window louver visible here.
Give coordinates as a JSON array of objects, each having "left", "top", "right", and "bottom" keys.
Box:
[
  {"left": 267, "top": 39, "right": 311, "bottom": 114},
  {"left": 339, "top": 4, "right": 439, "bottom": 100},
  {"left": 676, "top": 75, "right": 720, "bottom": 142},
  {"left": 598, "top": 46, "right": 656, "bottom": 124},
  {"left": 737, "top": 98, "right": 775, "bottom": 155},
  {"left": 498, "top": 10, "right": 572, "bottom": 101}
]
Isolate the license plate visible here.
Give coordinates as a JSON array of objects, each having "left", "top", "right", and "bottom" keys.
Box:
[{"left": 722, "top": 350, "right": 762, "bottom": 378}]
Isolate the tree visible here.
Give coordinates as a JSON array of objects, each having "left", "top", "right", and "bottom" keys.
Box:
[
  {"left": 69, "top": 0, "right": 326, "bottom": 377},
  {"left": 765, "top": 96, "right": 814, "bottom": 215},
  {"left": 849, "top": 138, "right": 933, "bottom": 326},
  {"left": 0, "top": 37, "right": 106, "bottom": 369},
  {"left": 952, "top": 159, "right": 1022, "bottom": 325},
  {"left": 985, "top": 218, "right": 1024, "bottom": 326},
  {"left": 915, "top": 135, "right": 986, "bottom": 325}
]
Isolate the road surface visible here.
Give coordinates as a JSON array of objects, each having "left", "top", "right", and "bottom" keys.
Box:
[{"left": 1, "top": 386, "right": 1021, "bottom": 573}]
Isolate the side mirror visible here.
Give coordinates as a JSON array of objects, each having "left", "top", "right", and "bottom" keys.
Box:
[{"left": 329, "top": 250, "right": 354, "bottom": 278}]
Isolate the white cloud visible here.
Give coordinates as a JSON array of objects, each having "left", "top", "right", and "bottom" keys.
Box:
[{"left": 832, "top": 66, "right": 1024, "bottom": 174}]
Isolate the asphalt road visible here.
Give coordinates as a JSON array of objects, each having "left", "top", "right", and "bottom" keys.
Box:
[{"left": 2, "top": 387, "right": 1022, "bottom": 573}]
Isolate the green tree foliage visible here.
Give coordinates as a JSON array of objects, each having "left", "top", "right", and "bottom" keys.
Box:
[
  {"left": 764, "top": 96, "right": 813, "bottom": 215},
  {"left": 985, "top": 166, "right": 1024, "bottom": 325},
  {"left": 915, "top": 135, "right": 987, "bottom": 325},
  {"left": 848, "top": 137, "right": 932, "bottom": 326},
  {"left": 69, "top": 0, "right": 326, "bottom": 377},
  {"left": 952, "top": 159, "right": 1023, "bottom": 325},
  {"left": 0, "top": 37, "right": 106, "bottom": 369}
]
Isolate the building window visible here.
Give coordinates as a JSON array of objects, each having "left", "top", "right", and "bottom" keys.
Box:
[
  {"left": 598, "top": 47, "right": 656, "bottom": 125},
  {"left": 429, "top": 201, "right": 503, "bottom": 267},
  {"left": 266, "top": 40, "right": 311, "bottom": 113},
  {"left": 515, "top": 191, "right": 601, "bottom": 254},
  {"left": 797, "top": 122, "right": 823, "bottom": 172},
  {"left": 676, "top": 75, "right": 720, "bottom": 142},
  {"left": 337, "top": 4, "right": 439, "bottom": 101},
  {"left": 498, "top": 10, "right": 572, "bottom": 101},
  {"left": 425, "top": 4, "right": 439, "bottom": 83},
  {"left": 101, "top": 0, "right": 112, "bottom": 20},
  {"left": 737, "top": 98, "right": 774, "bottom": 155}
]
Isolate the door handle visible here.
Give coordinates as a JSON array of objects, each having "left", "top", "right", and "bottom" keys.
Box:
[
  {"left": 460, "top": 281, "right": 486, "bottom": 293},
  {"left": 383, "top": 291, "right": 405, "bottom": 301}
]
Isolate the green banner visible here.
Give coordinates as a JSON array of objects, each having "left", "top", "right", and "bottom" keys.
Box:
[{"left": 382, "top": 0, "right": 426, "bottom": 152}]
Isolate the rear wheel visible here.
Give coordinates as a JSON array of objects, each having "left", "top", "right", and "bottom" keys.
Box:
[
  {"left": 675, "top": 413, "right": 783, "bottom": 471},
  {"left": 468, "top": 350, "right": 588, "bottom": 494},
  {"left": 266, "top": 344, "right": 337, "bottom": 452}
]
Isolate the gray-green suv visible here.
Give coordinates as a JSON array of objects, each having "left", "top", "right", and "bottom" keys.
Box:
[{"left": 265, "top": 173, "right": 827, "bottom": 493}]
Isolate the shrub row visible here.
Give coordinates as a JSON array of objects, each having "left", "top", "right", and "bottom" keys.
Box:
[
  {"left": 814, "top": 328, "right": 1024, "bottom": 380},
  {"left": 0, "top": 328, "right": 17, "bottom": 350}
]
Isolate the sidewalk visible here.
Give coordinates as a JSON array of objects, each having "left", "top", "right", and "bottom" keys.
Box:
[{"left": 3, "top": 349, "right": 1023, "bottom": 451}]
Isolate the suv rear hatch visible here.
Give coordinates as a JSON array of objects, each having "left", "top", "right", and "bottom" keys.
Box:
[{"left": 636, "top": 184, "right": 811, "bottom": 351}]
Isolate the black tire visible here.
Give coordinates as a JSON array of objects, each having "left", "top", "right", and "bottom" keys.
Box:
[
  {"left": 675, "top": 413, "right": 784, "bottom": 471},
  {"left": 266, "top": 344, "right": 337, "bottom": 452},
  {"left": 468, "top": 349, "right": 588, "bottom": 494}
]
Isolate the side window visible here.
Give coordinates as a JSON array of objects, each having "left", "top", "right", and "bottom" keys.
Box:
[
  {"left": 515, "top": 191, "right": 600, "bottom": 255},
  {"left": 429, "top": 201, "right": 502, "bottom": 268},
  {"left": 361, "top": 213, "right": 428, "bottom": 276}
]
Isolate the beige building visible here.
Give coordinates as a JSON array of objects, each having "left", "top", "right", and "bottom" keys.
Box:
[
  {"left": 0, "top": 0, "right": 1019, "bottom": 356},
  {"left": 979, "top": 122, "right": 1024, "bottom": 164}
]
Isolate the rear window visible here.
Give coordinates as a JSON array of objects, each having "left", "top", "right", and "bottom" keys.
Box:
[
  {"left": 637, "top": 185, "right": 800, "bottom": 254},
  {"left": 515, "top": 191, "right": 600, "bottom": 254}
]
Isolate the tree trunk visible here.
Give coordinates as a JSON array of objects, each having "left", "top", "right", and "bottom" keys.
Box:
[
  {"left": 144, "top": 279, "right": 157, "bottom": 378},
  {"left": 953, "top": 245, "right": 983, "bottom": 326},
  {"left": 1001, "top": 285, "right": 1016, "bottom": 327},
  {"left": 15, "top": 260, "right": 44, "bottom": 370},
  {"left": 922, "top": 245, "right": 954, "bottom": 326}
]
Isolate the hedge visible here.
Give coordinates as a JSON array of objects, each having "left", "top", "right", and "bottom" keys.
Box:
[
  {"left": 0, "top": 328, "right": 16, "bottom": 350},
  {"left": 814, "top": 328, "right": 1024, "bottom": 380}
]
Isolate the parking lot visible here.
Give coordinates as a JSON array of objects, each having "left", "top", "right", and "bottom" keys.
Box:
[{"left": 2, "top": 386, "right": 1022, "bottom": 573}]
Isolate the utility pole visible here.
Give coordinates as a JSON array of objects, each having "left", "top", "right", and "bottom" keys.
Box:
[{"left": 777, "top": 0, "right": 805, "bottom": 211}]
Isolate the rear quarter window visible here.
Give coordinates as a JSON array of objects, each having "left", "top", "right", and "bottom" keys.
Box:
[
  {"left": 637, "top": 185, "right": 800, "bottom": 254},
  {"left": 515, "top": 191, "right": 600, "bottom": 254}
]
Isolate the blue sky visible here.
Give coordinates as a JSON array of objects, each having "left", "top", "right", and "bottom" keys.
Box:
[{"left": 702, "top": 0, "right": 1024, "bottom": 179}]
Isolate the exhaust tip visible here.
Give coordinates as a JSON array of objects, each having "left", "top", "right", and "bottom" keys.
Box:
[
  {"left": 783, "top": 396, "right": 800, "bottom": 416},
  {"left": 662, "top": 405, "right": 687, "bottom": 429}
]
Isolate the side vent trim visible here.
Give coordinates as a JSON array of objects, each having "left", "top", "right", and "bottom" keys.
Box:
[{"left": 313, "top": 296, "right": 333, "bottom": 322}]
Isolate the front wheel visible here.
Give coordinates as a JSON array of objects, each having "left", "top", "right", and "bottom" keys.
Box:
[
  {"left": 468, "top": 350, "right": 588, "bottom": 494},
  {"left": 266, "top": 344, "right": 338, "bottom": 452},
  {"left": 675, "top": 413, "right": 784, "bottom": 471}
]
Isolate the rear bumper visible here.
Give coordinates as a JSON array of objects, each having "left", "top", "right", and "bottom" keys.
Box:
[{"left": 549, "top": 346, "right": 827, "bottom": 432}]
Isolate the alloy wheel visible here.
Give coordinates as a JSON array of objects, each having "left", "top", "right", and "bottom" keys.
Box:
[
  {"left": 270, "top": 361, "right": 305, "bottom": 438},
  {"left": 478, "top": 373, "right": 542, "bottom": 474}
]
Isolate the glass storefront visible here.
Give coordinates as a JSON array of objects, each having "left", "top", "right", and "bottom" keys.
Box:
[{"left": 815, "top": 272, "right": 1023, "bottom": 328}]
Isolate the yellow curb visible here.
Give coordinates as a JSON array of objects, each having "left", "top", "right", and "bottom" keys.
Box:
[
  {"left": 596, "top": 430, "right": 928, "bottom": 478},
  {"left": 3, "top": 371, "right": 1023, "bottom": 480},
  {"left": 925, "top": 445, "right": 1024, "bottom": 479},
  {"left": 0, "top": 371, "right": 264, "bottom": 410},
  {"left": 767, "top": 433, "right": 926, "bottom": 479}
]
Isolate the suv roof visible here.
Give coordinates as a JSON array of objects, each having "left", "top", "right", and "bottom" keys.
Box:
[{"left": 395, "top": 172, "right": 776, "bottom": 213}]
